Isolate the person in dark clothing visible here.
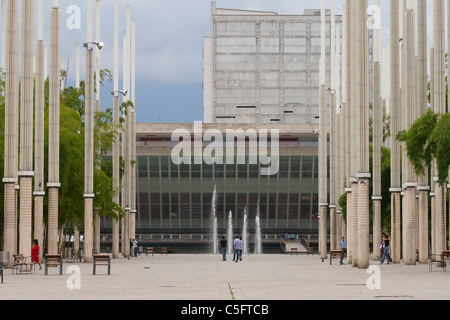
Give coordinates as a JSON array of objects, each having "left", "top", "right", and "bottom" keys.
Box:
[
  {"left": 380, "top": 234, "right": 391, "bottom": 264},
  {"left": 340, "top": 236, "right": 347, "bottom": 265},
  {"left": 219, "top": 237, "right": 228, "bottom": 261}
]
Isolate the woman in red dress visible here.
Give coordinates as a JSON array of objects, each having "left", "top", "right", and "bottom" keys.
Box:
[{"left": 32, "top": 239, "right": 42, "bottom": 270}]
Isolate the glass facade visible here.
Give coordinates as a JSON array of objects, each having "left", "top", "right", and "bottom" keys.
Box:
[{"left": 135, "top": 154, "right": 328, "bottom": 236}]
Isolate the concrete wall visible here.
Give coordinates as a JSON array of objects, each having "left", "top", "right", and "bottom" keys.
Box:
[{"left": 204, "top": 8, "right": 343, "bottom": 125}]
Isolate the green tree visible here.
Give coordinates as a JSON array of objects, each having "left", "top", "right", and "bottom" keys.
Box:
[{"left": 397, "top": 109, "right": 449, "bottom": 185}]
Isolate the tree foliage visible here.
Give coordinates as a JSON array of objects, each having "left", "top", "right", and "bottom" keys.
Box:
[
  {"left": 397, "top": 109, "right": 449, "bottom": 185},
  {"left": 0, "top": 68, "right": 124, "bottom": 237}
]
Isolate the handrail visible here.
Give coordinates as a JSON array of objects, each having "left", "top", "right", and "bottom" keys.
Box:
[
  {"left": 299, "top": 236, "right": 310, "bottom": 249},
  {"left": 280, "top": 238, "right": 287, "bottom": 253}
]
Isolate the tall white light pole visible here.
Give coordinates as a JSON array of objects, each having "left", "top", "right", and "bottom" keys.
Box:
[
  {"left": 349, "top": 0, "right": 359, "bottom": 268},
  {"left": 390, "top": 0, "right": 402, "bottom": 264},
  {"left": 372, "top": 0, "right": 382, "bottom": 263},
  {"left": 93, "top": 0, "right": 102, "bottom": 256},
  {"left": 344, "top": 1, "right": 354, "bottom": 265},
  {"left": 112, "top": 0, "right": 121, "bottom": 259},
  {"left": 0, "top": 0, "right": 6, "bottom": 71},
  {"left": 122, "top": 5, "right": 132, "bottom": 259},
  {"left": 403, "top": 7, "right": 417, "bottom": 265},
  {"left": 84, "top": 0, "right": 104, "bottom": 262},
  {"left": 433, "top": 0, "right": 445, "bottom": 258},
  {"left": 318, "top": 0, "right": 328, "bottom": 260},
  {"left": 34, "top": 0, "right": 45, "bottom": 263},
  {"left": 130, "top": 19, "right": 137, "bottom": 246},
  {"left": 18, "top": 0, "right": 34, "bottom": 260},
  {"left": 3, "top": 0, "right": 19, "bottom": 268},
  {"left": 354, "top": 0, "right": 370, "bottom": 270},
  {"left": 416, "top": 0, "right": 428, "bottom": 265},
  {"left": 48, "top": 0, "right": 61, "bottom": 255},
  {"left": 329, "top": 0, "right": 337, "bottom": 252}
]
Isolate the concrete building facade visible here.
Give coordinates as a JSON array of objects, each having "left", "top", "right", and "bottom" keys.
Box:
[
  {"left": 203, "top": 3, "right": 343, "bottom": 124},
  {"left": 101, "top": 123, "right": 332, "bottom": 251}
]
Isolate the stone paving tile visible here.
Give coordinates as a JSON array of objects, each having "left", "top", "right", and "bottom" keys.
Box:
[{"left": 0, "top": 254, "right": 449, "bottom": 300}]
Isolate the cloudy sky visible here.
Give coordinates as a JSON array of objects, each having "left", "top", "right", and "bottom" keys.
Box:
[{"left": 35, "top": 0, "right": 420, "bottom": 123}]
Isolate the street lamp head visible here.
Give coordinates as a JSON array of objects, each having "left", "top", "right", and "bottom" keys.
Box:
[
  {"left": 95, "top": 41, "right": 104, "bottom": 50},
  {"left": 111, "top": 89, "right": 127, "bottom": 97},
  {"left": 326, "top": 87, "right": 336, "bottom": 95},
  {"left": 83, "top": 41, "right": 104, "bottom": 51}
]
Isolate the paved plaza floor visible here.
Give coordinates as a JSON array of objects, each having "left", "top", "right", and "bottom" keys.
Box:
[{"left": 1, "top": 253, "right": 449, "bottom": 301}]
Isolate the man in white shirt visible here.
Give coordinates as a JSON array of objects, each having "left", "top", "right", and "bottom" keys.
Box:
[{"left": 233, "top": 236, "right": 242, "bottom": 263}]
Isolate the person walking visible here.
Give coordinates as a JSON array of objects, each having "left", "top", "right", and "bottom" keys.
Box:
[
  {"left": 233, "top": 236, "right": 242, "bottom": 263},
  {"left": 219, "top": 236, "right": 228, "bottom": 261},
  {"left": 339, "top": 236, "right": 347, "bottom": 265},
  {"left": 132, "top": 239, "right": 139, "bottom": 257},
  {"left": 380, "top": 234, "right": 391, "bottom": 264},
  {"left": 380, "top": 233, "right": 392, "bottom": 263},
  {"left": 31, "top": 239, "right": 42, "bottom": 270}
]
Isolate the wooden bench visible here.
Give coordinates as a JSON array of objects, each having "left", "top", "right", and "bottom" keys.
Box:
[
  {"left": 45, "top": 254, "right": 63, "bottom": 275},
  {"left": 161, "top": 247, "right": 168, "bottom": 255},
  {"left": 146, "top": 247, "right": 154, "bottom": 257},
  {"left": 12, "top": 254, "right": 33, "bottom": 274},
  {"left": 93, "top": 254, "right": 111, "bottom": 275},
  {"left": 307, "top": 246, "right": 314, "bottom": 255},
  {"left": 289, "top": 248, "right": 298, "bottom": 255},
  {"left": 330, "top": 250, "right": 342, "bottom": 265},
  {"left": 429, "top": 251, "right": 450, "bottom": 272}
]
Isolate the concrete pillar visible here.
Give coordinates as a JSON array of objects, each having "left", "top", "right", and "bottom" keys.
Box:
[
  {"left": 130, "top": 19, "right": 137, "bottom": 248},
  {"left": 48, "top": 3, "right": 61, "bottom": 255},
  {"left": 18, "top": 0, "right": 34, "bottom": 258},
  {"left": 76, "top": 43, "right": 80, "bottom": 88},
  {"left": 371, "top": 0, "right": 382, "bottom": 262},
  {"left": 343, "top": 2, "right": 353, "bottom": 264},
  {"left": 94, "top": 212, "right": 100, "bottom": 254},
  {"left": 390, "top": 0, "right": 402, "bottom": 264},
  {"left": 330, "top": 207, "right": 336, "bottom": 251},
  {"left": 112, "top": 95, "right": 120, "bottom": 258},
  {"left": 84, "top": 197, "right": 94, "bottom": 262},
  {"left": 111, "top": 0, "right": 120, "bottom": 258},
  {"left": 345, "top": 188, "right": 352, "bottom": 264},
  {"left": 3, "top": 0, "right": 19, "bottom": 268},
  {"left": 433, "top": 0, "right": 445, "bottom": 256},
  {"left": 372, "top": 60, "right": 382, "bottom": 261},
  {"left": 130, "top": 111, "right": 136, "bottom": 245},
  {"left": 330, "top": 91, "right": 337, "bottom": 252},
  {"left": 84, "top": 44, "right": 94, "bottom": 261},
  {"left": 402, "top": 8, "right": 417, "bottom": 265},
  {"left": 351, "top": 178, "right": 358, "bottom": 268},
  {"left": 318, "top": 0, "right": 328, "bottom": 261},
  {"left": 93, "top": 1, "right": 102, "bottom": 255},
  {"left": 0, "top": 0, "right": 6, "bottom": 71},
  {"left": 355, "top": 0, "right": 371, "bottom": 270},
  {"left": 33, "top": 0, "right": 45, "bottom": 264},
  {"left": 84, "top": 0, "right": 95, "bottom": 261},
  {"left": 347, "top": 0, "right": 360, "bottom": 267},
  {"left": 414, "top": 0, "right": 429, "bottom": 265},
  {"left": 329, "top": 1, "right": 337, "bottom": 253}
]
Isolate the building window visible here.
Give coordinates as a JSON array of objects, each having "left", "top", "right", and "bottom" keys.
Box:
[{"left": 236, "top": 106, "right": 256, "bottom": 109}]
